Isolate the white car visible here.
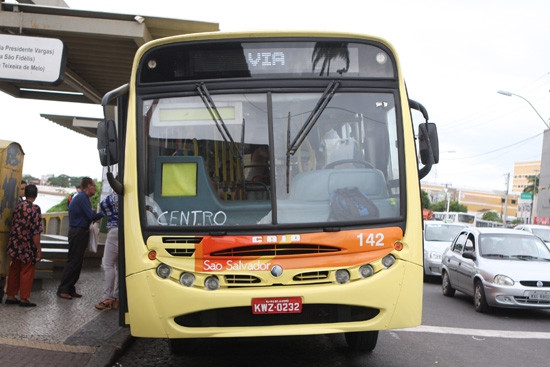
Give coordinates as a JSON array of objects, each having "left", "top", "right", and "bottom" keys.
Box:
[
  {"left": 514, "top": 224, "right": 550, "bottom": 246},
  {"left": 423, "top": 221, "right": 467, "bottom": 277},
  {"left": 441, "top": 227, "right": 550, "bottom": 313}
]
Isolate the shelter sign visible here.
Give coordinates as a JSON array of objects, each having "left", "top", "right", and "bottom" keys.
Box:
[{"left": 0, "top": 34, "right": 66, "bottom": 85}]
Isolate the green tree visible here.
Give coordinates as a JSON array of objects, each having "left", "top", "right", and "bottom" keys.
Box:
[
  {"left": 523, "top": 174, "right": 540, "bottom": 195},
  {"left": 46, "top": 174, "right": 84, "bottom": 188},
  {"left": 46, "top": 179, "right": 101, "bottom": 213},
  {"left": 421, "top": 190, "right": 431, "bottom": 209},
  {"left": 430, "top": 200, "right": 467, "bottom": 213},
  {"left": 22, "top": 174, "right": 36, "bottom": 183},
  {"left": 481, "top": 211, "right": 501, "bottom": 222}
]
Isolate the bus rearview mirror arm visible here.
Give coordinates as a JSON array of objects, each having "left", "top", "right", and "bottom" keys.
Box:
[{"left": 410, "top": 99, "right": 439, "bottom": 180}]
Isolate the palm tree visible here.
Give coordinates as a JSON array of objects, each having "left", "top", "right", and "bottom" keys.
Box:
[
  {"left": 312, "top": 42, "right": 350, "bottom": 76},
  {"left": 523, "top": 174, "right": 540, "bottom": 195}
]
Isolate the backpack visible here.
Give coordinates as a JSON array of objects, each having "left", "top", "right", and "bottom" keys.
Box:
[{"left": 329, "top": 186, "right": 379, "bottom": 221}]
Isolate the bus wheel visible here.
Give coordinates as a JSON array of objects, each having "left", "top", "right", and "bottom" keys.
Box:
[
  {"left": 344, "top": 330, "right": 378, "bottom": 352},
  {"left": 168, "top": 338, "right": 200, "bottom": 355}
]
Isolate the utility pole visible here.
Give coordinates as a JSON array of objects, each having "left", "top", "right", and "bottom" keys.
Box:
[{"left": 503, "top": 173, "right": 510, "bottom": 227}]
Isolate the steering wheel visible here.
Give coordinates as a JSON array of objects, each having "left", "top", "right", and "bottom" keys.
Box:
[{"left": 325, "top": 159, "right": 374, "bottom": 169}]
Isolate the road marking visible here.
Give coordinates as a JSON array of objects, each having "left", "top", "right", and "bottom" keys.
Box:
[
  {"left": 396, "top": 325, "right": 550, "bottom": 339},
  {"left": 0, "top": 337, "right": 97, "bottom": 353}
]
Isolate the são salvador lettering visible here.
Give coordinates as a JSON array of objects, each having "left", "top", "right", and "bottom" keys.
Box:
[
  {"left": 203, "top": 259, "right": 271, "bottom": 271},
  {"left": 157, "top": 210, "right": 227, "bottom": 226}
]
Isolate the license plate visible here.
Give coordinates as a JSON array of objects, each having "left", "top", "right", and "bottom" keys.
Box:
[
  {"left": 251, "top": 297, "right": 302, "bottom": 314},
  {"left": 528, "top": 291, "right": 550, "bottom": 300}
]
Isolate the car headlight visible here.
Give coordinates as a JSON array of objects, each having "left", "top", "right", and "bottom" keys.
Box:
[{"left": 494, "top": 274, "right": 514, "bottom": 286}]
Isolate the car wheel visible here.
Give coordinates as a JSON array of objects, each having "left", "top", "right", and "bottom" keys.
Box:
[
  {"left": 474, "top": 280, "right": 490, "bottom": 313},
  {"left": 345, "top": 331, "right": 378, "bottom": 352},
  {"left": 442, "top": 271, "right": 455, "bottom": 297}
]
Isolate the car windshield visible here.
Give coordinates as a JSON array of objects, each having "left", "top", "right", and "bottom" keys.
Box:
[
  {"left": 479, "top": 233, "right": 550, "bottom": 261},
  {"left": 424, "top": 224, "right": 464, "bottom": 242},
  {"left": 531, "top": 227, "right": 550, "bottom": 242}
]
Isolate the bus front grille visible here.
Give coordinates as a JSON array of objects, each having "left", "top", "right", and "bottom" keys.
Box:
[
  {"left": 293, "top": 271, "right": 329, "bottom": 281},
  {"left": 174, "top": 304, "right": 379, "bottom": 327},
  {"left": 225, "top": 274, "right": 262, "bottom": 284},
  {"left": 163, "top": 237, "right": 202, "bottom": 244},
  {"left": 210, "top": 244, "right": 340, "bottom": 257},
  {"left": 165, "top": 248, "right": 195, "bottom": 257}
]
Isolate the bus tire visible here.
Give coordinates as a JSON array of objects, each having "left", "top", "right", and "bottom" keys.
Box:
[{"left": 344, "top": 330, "right": 378, "bottom": 352}]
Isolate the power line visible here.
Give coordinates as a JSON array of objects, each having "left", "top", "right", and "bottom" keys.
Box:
[{"left": 446, "top": 132, "right": 542, "bottom": 160}]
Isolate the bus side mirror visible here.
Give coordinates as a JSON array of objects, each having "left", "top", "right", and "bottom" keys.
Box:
[
  {"left": 97, "top": 119, "right": 118, "bottom": 166},
  {"left": 418, "top": 122, "right": 439, "bottom": 165}
]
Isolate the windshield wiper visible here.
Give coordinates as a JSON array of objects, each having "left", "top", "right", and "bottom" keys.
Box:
[
  {"left": 285, "top": 81, "right": 339, "bottom": 193},
  {"left": 510, "top": 255, "right": 550, "bottom": 261},
  {"left": 286, "top": 80, "right": 340, "bottom": 156},
  {"left": 196, "top": 82, "right": 242, "bottom": 160},
  {"left": 482, "top": 253, "right": 509, "bottom": 259}
]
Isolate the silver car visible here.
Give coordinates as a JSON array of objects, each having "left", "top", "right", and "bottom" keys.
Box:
[
  {"left": 441, "top": 227, "right": 550, "bottom": 313},
  {"left": 514, "top": 224, "right": 550, "bottom": 246},
  {"left": 423, "top": 221, "right": 467, "bottom": 277}
]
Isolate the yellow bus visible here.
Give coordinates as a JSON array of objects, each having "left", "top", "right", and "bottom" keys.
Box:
[{"left": 98, "top": 31, "right": 439, "bottom": 353}]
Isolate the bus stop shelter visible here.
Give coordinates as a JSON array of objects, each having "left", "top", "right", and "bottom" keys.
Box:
[{"left": 0, "top": 0, "right": 219, "bottom": 134}]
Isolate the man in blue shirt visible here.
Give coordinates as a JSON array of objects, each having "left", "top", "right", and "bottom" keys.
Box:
[{"left": 57, "top": 177, "right": 103, "bottom": 300}]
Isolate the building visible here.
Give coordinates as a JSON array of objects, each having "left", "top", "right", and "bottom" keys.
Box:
[
  {"left": 512, "top": 161, "right": 540, "bottom": 223},
  {"left": 512, "top": 161, "right": 540, "bottom": 193},
  {"left": 422, "top": 161, "right": 544, "bottom": 224},
  {"left": 422, "top": 183, "right": 519, "bottom": 221}
]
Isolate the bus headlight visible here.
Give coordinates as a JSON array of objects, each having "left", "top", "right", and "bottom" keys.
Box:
[
  {"left": 381, "top": 254, "right": 396, "bottom": 269},
  {"left": 205, "top": 275, "right": 220, "bottom": 290},
  {"left": 359, "top": 264, "right": 374, "bottom": 279},
  {"left": 179, "top": 272, "right": 195, "bottom": 287},
  {"left": 156, "top": 264, "right": 172, "bottom": 279},
  {"left": 335, "top": 269, "right": 350, "bottom": 284}
]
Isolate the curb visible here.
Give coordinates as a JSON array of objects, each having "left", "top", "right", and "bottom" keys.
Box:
[{"left": 85, "top": 327, "right": 133, "bottom": 367}]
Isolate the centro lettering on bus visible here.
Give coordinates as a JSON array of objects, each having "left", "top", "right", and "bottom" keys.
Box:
[
  {"left": 157, "top": 210, "right": 227, "bottom": 226},
  {"left": 251, "top": 234, "right": 301, "bottom": 243}
]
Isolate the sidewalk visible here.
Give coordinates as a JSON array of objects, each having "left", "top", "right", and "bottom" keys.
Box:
[{"left": 0, "top": 258, "right": 132, "bottom": 367}]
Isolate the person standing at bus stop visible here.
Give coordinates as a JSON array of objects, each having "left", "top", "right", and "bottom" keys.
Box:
[
  {"left": 5, "top": 184, "right": 43, "bottom": 307},
  {"left": 57, "top": 177, "right": 103, "bottom": 300},
  {"left": 94, "top": 189, "right": 119, "bottom": 310},
  {"left": 18, "top": 180, "right": 27, "bottom": 202}
]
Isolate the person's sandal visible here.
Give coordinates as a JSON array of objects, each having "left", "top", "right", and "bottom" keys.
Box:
[
  {"left": 19, "top": 299, "right": 36, "bottom": 307},
  {"left": 94, "top": 300, "right": 113, "bottom": 310},
  {"left": 5, "top": 298, "right": 20, "bottom": 305}
]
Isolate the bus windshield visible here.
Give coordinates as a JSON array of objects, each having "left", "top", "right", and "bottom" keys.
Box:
[{"left": 143, "top": 90, "right": 400, "bottom": 227}]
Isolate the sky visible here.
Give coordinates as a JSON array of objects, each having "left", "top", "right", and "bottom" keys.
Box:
[{"left": 1, "top": 0, "right": 549, "bottom": 192}]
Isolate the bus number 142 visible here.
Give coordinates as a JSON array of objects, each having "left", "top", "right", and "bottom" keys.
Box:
[{"left": 357, "top": 232, "right": 385, "bottom": 247}]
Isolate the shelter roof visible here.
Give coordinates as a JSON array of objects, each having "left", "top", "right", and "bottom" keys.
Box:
[{"left": 0, "top": 2, "right": 219, "bottom": 104}]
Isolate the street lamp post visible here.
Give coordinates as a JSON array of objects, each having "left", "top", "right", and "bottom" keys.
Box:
[
  {"left": 497, "top": 90, "right": 549, "bottom": 223},
  {"left": 497, "top": 90, "right": 549, "bottom": 129}
]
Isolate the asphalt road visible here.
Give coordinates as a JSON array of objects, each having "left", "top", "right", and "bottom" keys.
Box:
[{"left": 114, "top": 280, "right": 550, "bottom": 367}]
